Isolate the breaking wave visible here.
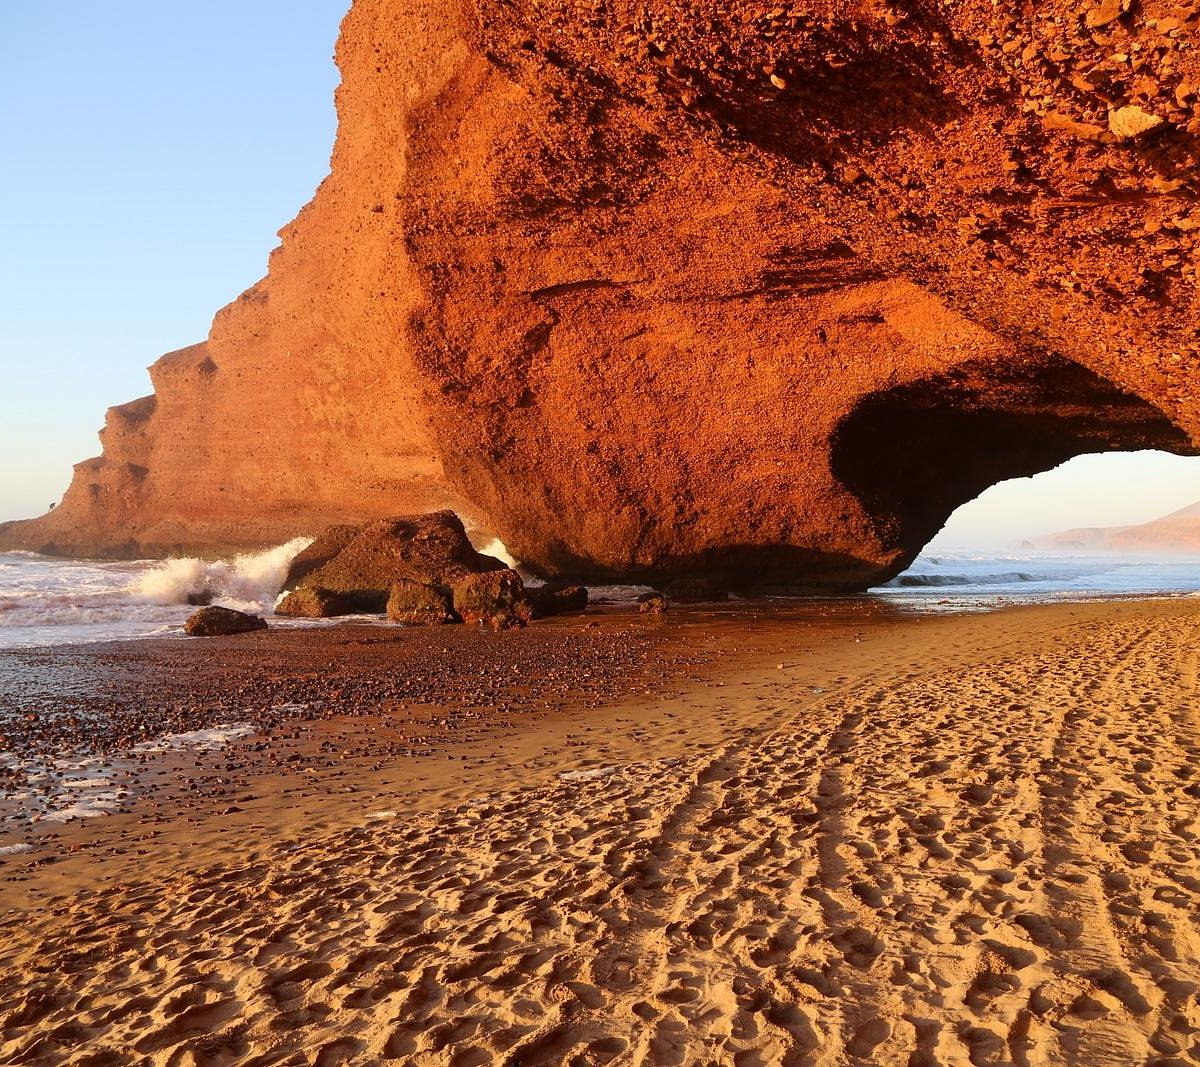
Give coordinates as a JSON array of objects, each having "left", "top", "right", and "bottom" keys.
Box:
[
  {"left": 875, "top": 552, "right": 1200, "bottom": 602},
  {"left": 133, "top": 538, "right": 312, "bottom": 611},
  {"left": 885, "top": 571, "right": 1043, "bottom": 588},
  {"left": 0, "top": 539, "right": 312, "bottom": 649}
]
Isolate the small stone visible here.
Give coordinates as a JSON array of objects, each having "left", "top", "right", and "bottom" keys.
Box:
[
  {"left": 1042, "top": 112, "right": 1106, "bottom": 139},
  {"left": 638, "top": 593, "right": 669, "bottom": 614},
  {"left": 1108, "top": 105, "right": 1165, "bottom": 139},
  {"left": 1086, "top": 0, "right": 1125, "bottom": 28}
]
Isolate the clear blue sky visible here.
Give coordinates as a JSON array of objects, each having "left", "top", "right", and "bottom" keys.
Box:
[{"left": 2, "top": 3, "right": 1198, "bottom": 549}]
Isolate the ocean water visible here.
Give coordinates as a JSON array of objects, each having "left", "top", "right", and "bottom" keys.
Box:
[
  {"left": 871, "top": 552, "right": 1200, "bottom": 609},
  {"left": 0, "top": 541, "right": 313, "bottom": 650},
  {"left": 2, "top": 546, "right": 1200, "bottom": 651}
]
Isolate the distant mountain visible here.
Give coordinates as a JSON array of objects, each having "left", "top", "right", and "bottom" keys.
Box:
[{"left": 1036, "top": 500, "right": 1200, "bottom": 553}]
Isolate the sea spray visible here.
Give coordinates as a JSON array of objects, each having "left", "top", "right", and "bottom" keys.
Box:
[
  {"left": 133, "top": 537, "right": 313, "bottom": 610},
  {"left": 0, "top": 539, "right": 313, "bottom": 648},
  {"left": 471, "top": 534, "right": 520, "bottom": 570}
]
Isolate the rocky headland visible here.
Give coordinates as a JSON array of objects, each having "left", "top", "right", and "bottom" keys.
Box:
[
  {"left": 1038, "top": 497, "right": 1200, "bottom": 551},
  {"left": 2, "top": 0, "right": 1199, "bottom": 590}
]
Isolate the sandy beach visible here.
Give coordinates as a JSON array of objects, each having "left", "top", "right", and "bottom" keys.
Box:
[{"left": 2, "top": 598, "right": 1199, "bottom": 1065}]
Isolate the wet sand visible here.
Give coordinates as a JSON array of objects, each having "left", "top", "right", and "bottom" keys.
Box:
[{"left": 2, "top": 599, "right": 1199, "bottom": 1065}]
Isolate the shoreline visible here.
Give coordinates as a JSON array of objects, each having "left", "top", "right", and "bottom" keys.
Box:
[
  {"left": 2, "top": 597, "right": 1199, "bottom": 1064},
  {"left": 0, "top": 599, "right": 901, "bottom": 859},
  {"left": 0, "top": 597, "right": 1190, "bottom": 878}
]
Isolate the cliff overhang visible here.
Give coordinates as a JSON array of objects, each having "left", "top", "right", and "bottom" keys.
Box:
[{"left": 3, "top": 0, "right": 1198, "bottom": 591}]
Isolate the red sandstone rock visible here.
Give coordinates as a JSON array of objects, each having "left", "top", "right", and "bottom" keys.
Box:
[
  {"left": 2, "top": 0, "right": 1199, "bottom": 590},
  {"left": 664, "top": 577, "right": 728, "bottom": 603},
  {"left": 275, "top": 587, "right": 380, "bottom": 618},
  {"left": 387, "top": 580, "right": 457, "bottom": 625},
  {"left": 638, "top": 594, "right": 669, "bottom": 615},
  {"left": 528, "top": 582, "right": 590, "bottom": 618},
  {"left": 284, "top": 512, "right": 504, "bottom": 598}
]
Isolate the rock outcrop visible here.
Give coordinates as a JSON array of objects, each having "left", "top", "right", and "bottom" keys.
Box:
[
  {"left": 284, "top": 512, "right": 505, "bottom": 597},
  {"left": 2, "top": 0, "right": 1199, "bottom": 589},
  {"left": 387, "top": 580, "right": 457, "bottom": 625},
  {"left": 275, "top": 587, "right": 382, "bottom": 618},
  {"left": 528, "top": 582, "right": 590, "bottom": 618}
]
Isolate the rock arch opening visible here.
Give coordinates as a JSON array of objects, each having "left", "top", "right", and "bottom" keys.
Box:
[
  {"left": 931, "top": 450, "right": 1200, "bottom": 553},
  {"left": 830, "top": 355, "right": 1197, "bottom": 583}
]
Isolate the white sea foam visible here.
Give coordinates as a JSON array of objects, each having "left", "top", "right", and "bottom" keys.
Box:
[
  {"left": 133, "top": 538, "right": 312, "bottom": 611},
  {"left": 469, "top": 532, "right": 657, "bottom": 608},
  {"left": 586, "top": 585, "right": 658, "bottom": 606},
  {"left": 39, "top": 793, "right": 125, "bottom": 822},
  {"left": 0, "top": 539, "right": 311, "bottom": 648},
  {"left": 5, "top": 543, "right": 1200, "bottom": 649},
  {"left": 473, "top": 535, "right": 520, "bottom": 569},
  {"left": 4, "top": 722, "right": 258, "bottom": 826},
  {"left": 130, "top": 722, "right": 256, "bottom": 754},
  {"left": 873, "top": 552, "right": 1200, "bottom": 603}
]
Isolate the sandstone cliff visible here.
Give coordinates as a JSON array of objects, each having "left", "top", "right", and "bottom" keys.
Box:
[{"left": 3, "top": 0, "right": 1199, "bottom": 589}]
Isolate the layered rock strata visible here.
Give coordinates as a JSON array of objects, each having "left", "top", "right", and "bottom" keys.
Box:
[{"left": 3, "top": 0, "right": 1199, "bottom": 589}]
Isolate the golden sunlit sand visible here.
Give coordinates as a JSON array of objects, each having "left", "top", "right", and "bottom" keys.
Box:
[{"left": 2, "top": 599, "right": 1199, "bottom": 1065}]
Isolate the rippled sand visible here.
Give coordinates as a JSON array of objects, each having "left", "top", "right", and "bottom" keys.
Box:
[{"left": 2, "top": 600, "right": 1199, "bottom": 1065}]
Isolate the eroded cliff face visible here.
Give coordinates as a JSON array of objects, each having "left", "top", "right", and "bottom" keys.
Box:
[{"left": 3, "top": 0, "right": 1199, "bottom": 588}]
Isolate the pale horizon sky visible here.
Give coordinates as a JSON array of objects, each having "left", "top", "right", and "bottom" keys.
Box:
[
  {"left": 2, "top": 4, "right": 1199, "bottom": 551},
  {"left": 930, "top": 451, "right": 1200, "bottom": 551}
]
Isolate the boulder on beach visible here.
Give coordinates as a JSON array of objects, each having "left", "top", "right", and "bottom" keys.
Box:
[
  {"left": 638, "top": 593, "right": 669, "bottom": 615},
  {"left": 283, "top": 512, "right": 505, "bottom": 610},
  {"left": 275, "top": 586, "right": 386, "bottom": 618},
  {"left": 529, "top": 582, "right": 589, "bottom": 618},
  {"left": 387, "top": 579, "right": 456, "bottom": 625},
  {"left": 453, "top": 569, "right": 533, "bottom": 630},
  {"left": 184, "top": 606, "right": 268, "bottom": 637}
]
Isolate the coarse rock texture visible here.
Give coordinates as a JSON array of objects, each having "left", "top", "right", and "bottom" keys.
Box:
[
  {"left": 386, "top": 579, "right": 457, "bottom": 624},
  {"left": 639, "top": 593, "right": 670, "bottom": 614},
  {"left": 275, "top": 586, "right": 384, "bottom": 618},
  {"left": 284, "top": 512, "right": 505, "bottom": 599},
  {"left": 183, "top": 606, "right": 268, "bottom": 637},
  {"left": 2, "top": 0, "right": 1200, "bottom": 588},
  {"left": 453, "top": 569, "right": 535, "bottom": 629},
  {"left": 664, "top": 576, "right": 730, "bottom": 603},
  {"left": 529, "top": 581, "right": 590, "bottom": 618}
]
